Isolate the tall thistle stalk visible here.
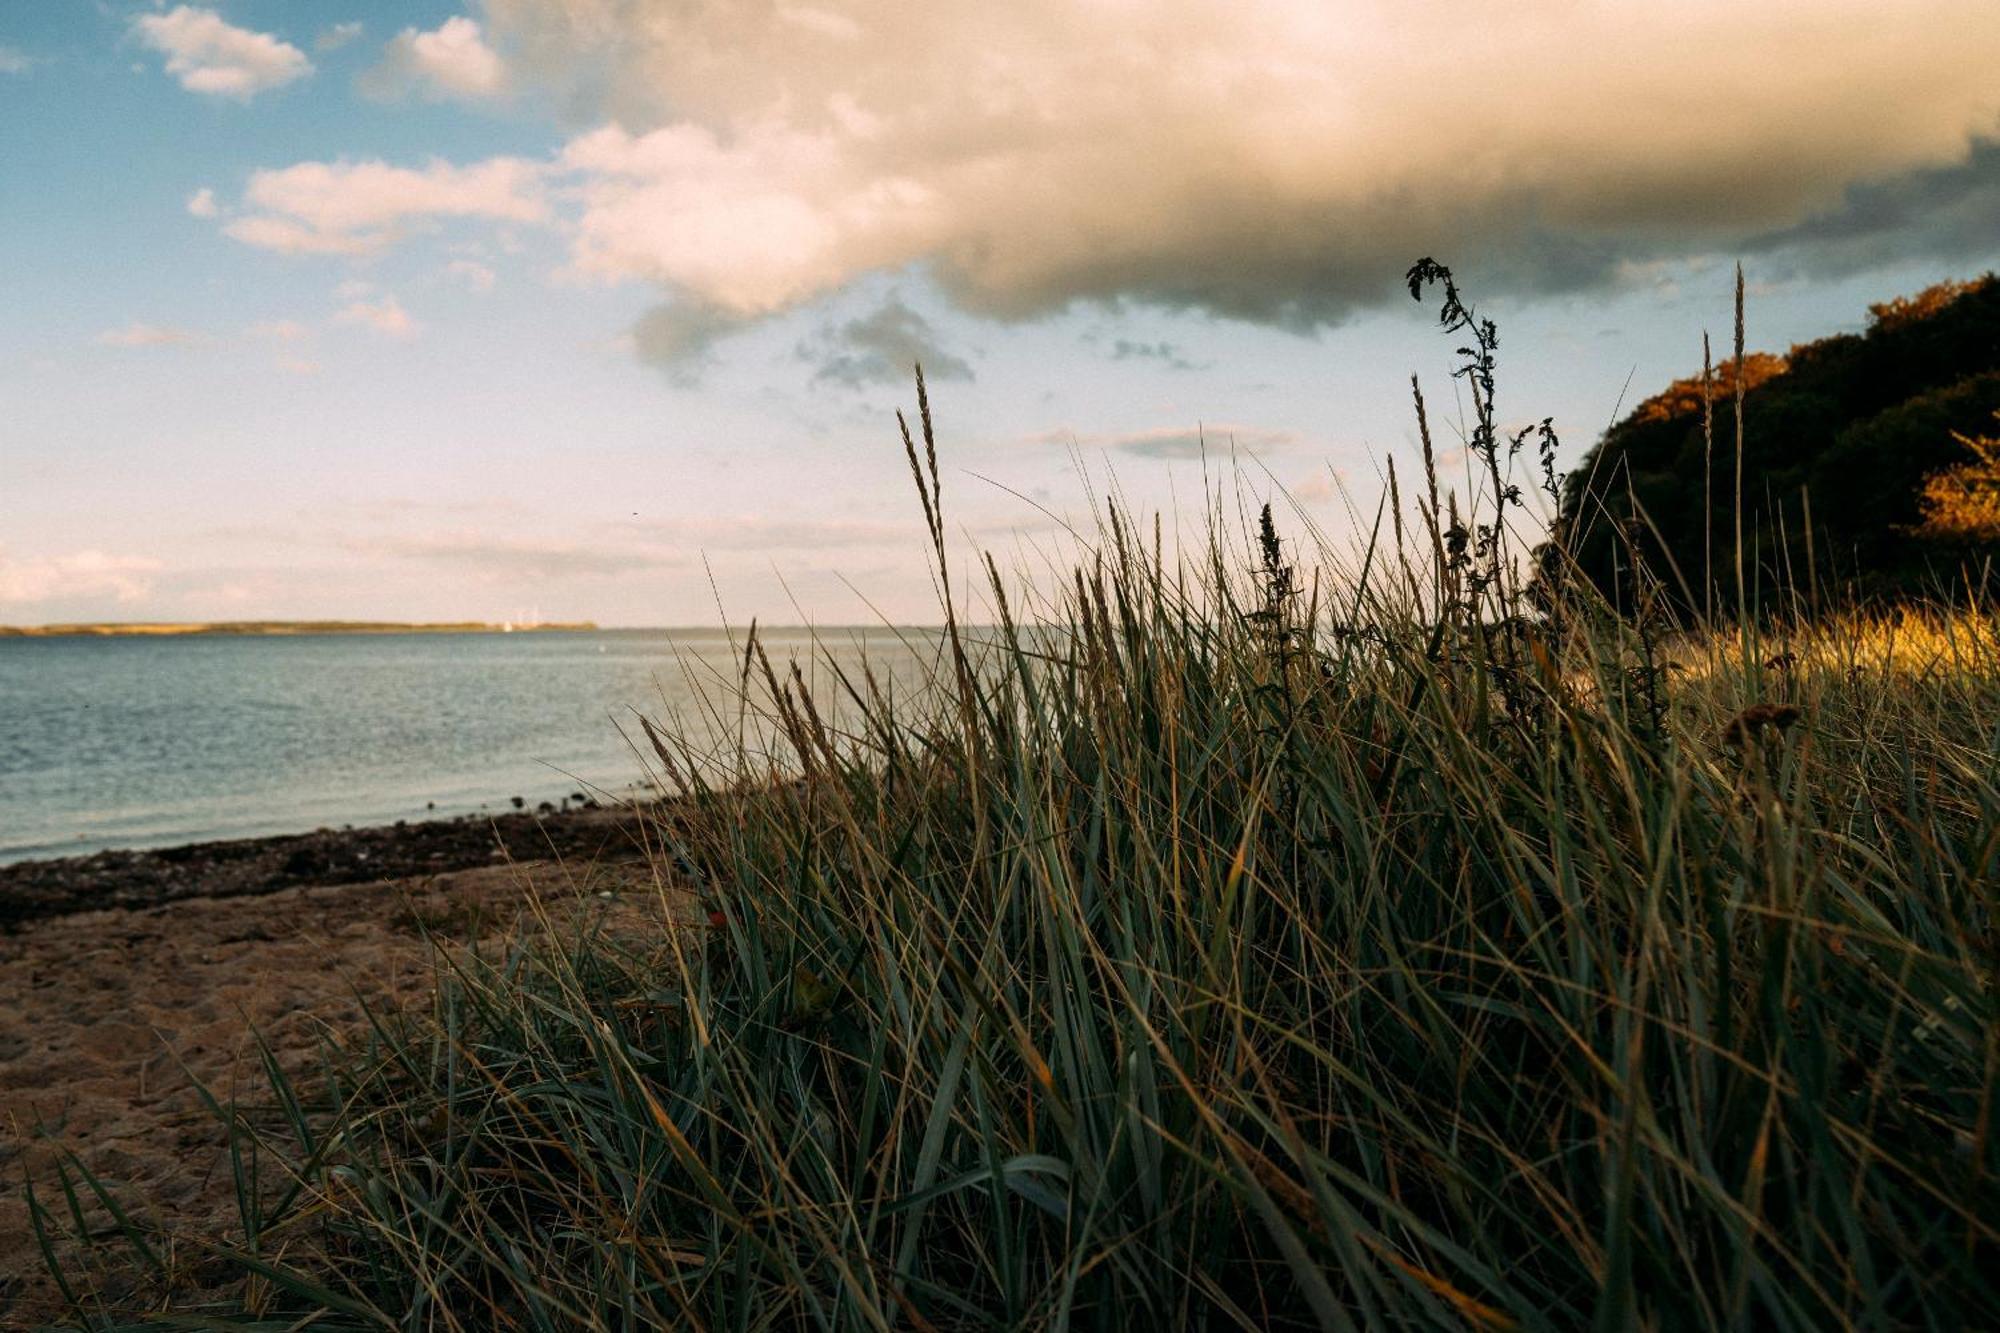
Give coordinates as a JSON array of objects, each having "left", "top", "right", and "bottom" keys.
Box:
[
  {"left": 1733, "top": 264, "right": 1749, "bottom": 631},
  {"left": 1407, "top": 258, "right": 1513, "bottom": 619},
  {"left": 1702, "top": 331, "right": 1715, "bottom": 624}
]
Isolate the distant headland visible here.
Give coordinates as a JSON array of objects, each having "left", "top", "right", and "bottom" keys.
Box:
[{"left": 0, "top": 620, "right": 599, "bottom": 638}]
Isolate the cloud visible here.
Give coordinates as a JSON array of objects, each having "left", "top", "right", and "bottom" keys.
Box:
[
  {"left": 341, "top": 516, "right": 917, "bottom": 585},
  {"left": 1287, "top": 470, "right": 1342, "bottom": 505},
  {"left": 131, "top": 6, "right": 311, "bottom": 101},
  {"left": 96, "top": 321, "right": 201, "bottom": 348},
  {"left": 221, "top": 216, "right": 376, "bottom": 256},
  {"left": 1745, "top": 136, "right": 2000, "bottom": 278},
  {"left": 214, "top": 0, "right": 2000, "bottom": 361},
  {"left": 471, "top": 0, "right": 2000, "bottom": 331},
  {"left": 774, "top": 6, "right": 865, "bottom": 42},
  {"left": 798, "top": 296, "right": 972, "bottom": 388},
  {"left": 626, "top": 514, "right": 912, "bottom": 550},
  {"left": 316, "top": 22, "right": 364, "bottom": 53},
  {"left": 347, "top": 532, "right": 681, "bottom": 578},
  {"left": 0, "top": 45, "right": 36, "bottom": 75},
  {"left": 629, "top": 299, "right": 751, "bottom": 383},
  {"left": 0, "top": 549, "right": 162, "bottom": 605},
  {"left": 1109, "top": 339, "right": 1201, "bottom": 371},
  {"left": 185, "top": 186, "right": 219, "bottom": 218},
  {"left": 556, "top": 121, "right": 934, "bottom": 316},
  {"left": 221, "top": 157, "right": 545, "bottom": 255},
  {"left": 250, "top": 320, "right": 317, "bottom": 372},
  {"left": 360, "top": 17, "right": 507, "bottom": 102},
  {"left": 1024, "top": 423, "right": 1296, "bottom": 461},
  {"left": 446, "top": 258, "right": 497, "bottom": 292},
  {"left": 334, "top": 295, "right": 418, "bottom": 338}
]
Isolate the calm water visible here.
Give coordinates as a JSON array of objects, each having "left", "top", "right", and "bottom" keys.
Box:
[{"left": 0, "top": 628, "right": 939, "bottom": 864}]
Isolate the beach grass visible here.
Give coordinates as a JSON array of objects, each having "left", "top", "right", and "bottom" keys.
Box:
[{"left": 31, "top": 270, "right": 2000, "bottom": 1330}]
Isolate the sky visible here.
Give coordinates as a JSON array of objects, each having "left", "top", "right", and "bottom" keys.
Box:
[{"left": 2, "top": 0, "right": 1997, "bottom": 626}]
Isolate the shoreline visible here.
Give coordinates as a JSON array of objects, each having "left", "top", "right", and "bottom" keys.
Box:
[
  {"left": 0, "top": 800, "right": 663, "bottom": 928},
  {"left": 0, "top": 620, "right": 600, "bottom": 638}
]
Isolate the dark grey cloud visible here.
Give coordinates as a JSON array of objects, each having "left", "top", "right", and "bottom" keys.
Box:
[
  {"left": 800, "top": 297, "right": 973, "bottom": 389},
  {"left": 1024, "top": 424, "right": 1295, "bottom": 461},
  {"left": 1110, "top": 339, "right": 1203, "bottom": 371},
  {"left": 631, "top": 298, "right": 750, "bottom": 385},
  {"left": 938, "top": 207, "right": 1632, "bottom": 332},
  {"left": 1744, "top": 137, "right": 2000, "bottom": 279}
]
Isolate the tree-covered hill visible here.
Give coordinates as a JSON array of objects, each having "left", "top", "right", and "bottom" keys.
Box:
[{"left": 1554, "top": 274, "right": 2000, "bottom": 613}]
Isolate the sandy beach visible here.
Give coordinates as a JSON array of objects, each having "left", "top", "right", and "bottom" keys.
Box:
[{"left": 0, "top": 806, "right": 672, "bottom": 1324}]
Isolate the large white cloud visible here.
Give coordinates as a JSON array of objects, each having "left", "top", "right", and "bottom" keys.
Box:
[
  {"left": 131, "top": 7, "right": 311, "bottom": 101},
  {"left": 216, "top": 0, "right": 2000, "bottom": 355},
  {"left": 486, "top": 0, "right": 2000, "bottom": 327},
  {"left": 560, "top": 122, "right": 936, "bottom": 316}
]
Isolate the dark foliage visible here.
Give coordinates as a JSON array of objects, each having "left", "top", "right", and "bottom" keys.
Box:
[{"left": 1551, "top": 274, "right": 2000, "bottom": 614}]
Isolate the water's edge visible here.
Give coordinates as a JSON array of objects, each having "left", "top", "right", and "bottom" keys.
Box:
[
  {"left": 0, "top": 798, "right": 664, "bottom": 928},
  {"left": 0, "top": 627, "right": 939, "bottom": 865}
]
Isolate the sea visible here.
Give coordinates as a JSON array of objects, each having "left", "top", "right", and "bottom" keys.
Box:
[{"left": 0, "top": 627, "right": 942, "bottom": 865}]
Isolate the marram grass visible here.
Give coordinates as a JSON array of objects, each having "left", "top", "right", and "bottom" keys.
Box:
[{"left": 32, "top": 283, "right": 2000, "bottom": 1332}]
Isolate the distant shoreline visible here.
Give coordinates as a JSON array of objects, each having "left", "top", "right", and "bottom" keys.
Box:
[{"left": 0, "top": 620, "right": 600, "bottom": 639}]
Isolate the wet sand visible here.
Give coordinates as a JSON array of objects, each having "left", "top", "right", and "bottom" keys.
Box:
[
  {"left": 0, "top": 800, "right": 665, "bottom": 929},
  {"left": 0, "top": 807, "right": 676, "bottom": 1325}
]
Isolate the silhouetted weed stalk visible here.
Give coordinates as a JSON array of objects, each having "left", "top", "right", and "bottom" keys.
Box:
[{"left": 32, "top": 263, "right": 2000, "bottom": 1330}]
